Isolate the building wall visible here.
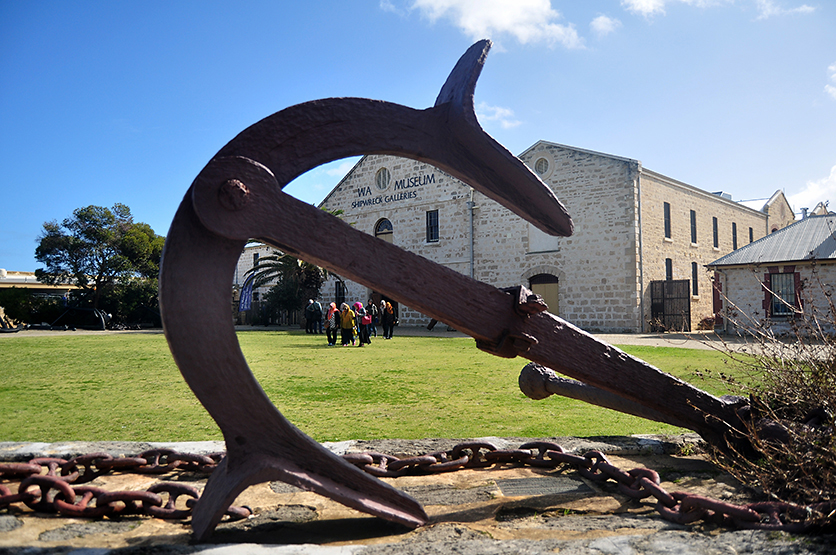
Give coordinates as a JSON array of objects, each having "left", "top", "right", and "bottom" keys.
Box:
[
  {"left": 639, "top": 171, "right": 768, "bottom": 328},
  {"left": 518, "top": 143, "right": 642, "bottom": 331},
  {"left": 319, "top": 155, "right": 474, "bottom": 323},
  {"left": 715, "top": 262, "right": 836, "bottom": 335},
  {"left": 765, "top": 193, "right": 796, "bottom": 233},
  {"left": 320, "top": 145, "right": 645, "bottom": 331},
  {"left": 234, "top": 243, "right": 279, "bottom": 302}
]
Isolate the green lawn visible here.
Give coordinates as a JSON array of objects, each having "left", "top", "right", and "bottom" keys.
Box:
[{"left": 0, "top": 330, "right": 742, "bottom": 443}]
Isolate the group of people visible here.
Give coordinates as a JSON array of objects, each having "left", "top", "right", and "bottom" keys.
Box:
[{"left": 318, "top": 299, "right": 397, "bottom": 347}]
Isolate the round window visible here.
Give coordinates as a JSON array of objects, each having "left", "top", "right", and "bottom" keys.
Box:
[
  {"left": 375, "top": 167, "right": 391, "bottom": 191},
  {"left": 535, "top": 157, "right": 550, "bottom": 176}
]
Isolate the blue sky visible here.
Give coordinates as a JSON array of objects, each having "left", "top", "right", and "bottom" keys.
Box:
[{"left": 1, "top": 0, "right": 834, "bottom": 272}]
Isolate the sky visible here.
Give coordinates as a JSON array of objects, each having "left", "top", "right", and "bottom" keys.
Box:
[{"left": 1, "top": 0, "right": 834, "bottom": 272}]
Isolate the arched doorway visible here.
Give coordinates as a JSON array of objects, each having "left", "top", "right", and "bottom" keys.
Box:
[{"left": 529, "top": 273, "right": 559, "bottom": 315}]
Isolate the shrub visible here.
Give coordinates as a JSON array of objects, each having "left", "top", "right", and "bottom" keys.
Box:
[
  {"left": 709, "top": 275, "right": 836, "bottom": 529},
  {"left": 0, "top": 287, "right": 65, "bottom": 326}
]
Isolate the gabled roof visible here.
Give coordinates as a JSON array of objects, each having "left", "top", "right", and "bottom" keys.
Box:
[{"left": 707, "top": 215, "right": 836, "bottom": 267}]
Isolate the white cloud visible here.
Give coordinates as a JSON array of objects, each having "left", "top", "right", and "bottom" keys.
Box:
[
  {"left": 621, "top": 0, "right": 812, "bottom": 19},
  {"left": 788, "top": 165, "right": 836, "bottom": 215},
  {"left": 590, "top": 14, "right": 622, "bottom": 38},
  {"left": 411, "top": 0, "right": 584, "bottom": 49},
  {"left": 826, "top": 62, "right": 836, "bottom": 101},
  {"left": 475, "top": 101, "right": 522, "bottom": 129},
  {"left": 621, "top": 0, "right": 668, "bottom": 17},
  {"left": 755, "top": 0, "right": 815, "bottom": 19},
  {"left": 380, "top": 0, "right": 402, "bottom": 15},
  {"left": 325, "top": 160, "right": 358, "bottom": 178}
]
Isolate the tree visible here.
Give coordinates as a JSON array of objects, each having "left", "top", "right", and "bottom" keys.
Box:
[
  {"left": 245, "top": 249, "right": 326, "bottom": 318},
  {"left": 35, "top": 204, "right": 165, "bottom": 311}
]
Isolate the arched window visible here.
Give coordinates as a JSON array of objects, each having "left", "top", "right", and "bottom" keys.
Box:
[
  {"left": 375, "top": 219, "right": 393, "bottom": 244},
  {"left": 529, "top": 273, "right": 559, "bottom": 315},
  {"left": 375, "top": 168, "right": 391, "bottom": 191}
]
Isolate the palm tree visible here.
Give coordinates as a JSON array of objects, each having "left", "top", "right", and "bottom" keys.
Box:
[
  {"left": 245, "top": 250, "right": 299, "bottom": 290},
  {"left": 245, "top": 249, "right": 327, "bottom": 318},
  {"left": 242, "top": 209, "right": 344, "bottom": 318}
]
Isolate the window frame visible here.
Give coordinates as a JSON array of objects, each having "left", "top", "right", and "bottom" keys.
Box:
[
  {"left": 691, "top": 262, "right": 699, "bottom": 296},
  {"left": 690, "top": 210, "right": 697, "bottom": 244},
  {"left": 426, "top": 209, "right": 439, "bottom": 243},
  {"left": 767, "top": 271, "right": 798, "bottom": 318},
  {"left": 663, "top": 202, "right": 671, "bottom": 239},
  {"left": 763, "top": 268, "right": 800, "bottom": 318},
  {"left": 374, "top": 218, "right": 393, "bottom": 239},
  {"left": 712, "top": 216, "right": 718, "bottom": 248}
]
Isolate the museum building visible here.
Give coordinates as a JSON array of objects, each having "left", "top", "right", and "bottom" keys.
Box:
[{"left": 239, "top": 141, "right": 792, "bottom": 333}]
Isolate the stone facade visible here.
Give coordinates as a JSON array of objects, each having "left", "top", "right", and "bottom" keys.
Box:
[
  {"left": 637, "top": 169, "right": 768, "bottom": 330},
  {"left": 241, "top": 141, "right": 777, "bottom": 333},
  {"left": 234, "top": 243, "right": 277, "bottom": 303}
]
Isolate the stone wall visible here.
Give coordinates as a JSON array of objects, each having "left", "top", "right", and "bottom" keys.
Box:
[
  {"left": 518, "top": 143, "right": 642, "bottom": 331},
  {"left": 638, "top": 170, "right": 768, "bottom": 329}
]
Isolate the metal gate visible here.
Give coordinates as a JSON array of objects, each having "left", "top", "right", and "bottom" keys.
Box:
[{"left": 650, "top": 279, "right": 691, "bottom": 332}]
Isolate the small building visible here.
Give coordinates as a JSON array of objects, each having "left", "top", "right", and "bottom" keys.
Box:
[
  {"left": 0, "top": 269, "right": 79, "bottom": 328},
  {"left": 0, "top": 269, "right": 77, "bottom": 297},
  {"left": 707, "top": 214, "right": 836, "bottom": 335},
  {"left": 308, "top": 141, "right": 775, "bottom": 333}
]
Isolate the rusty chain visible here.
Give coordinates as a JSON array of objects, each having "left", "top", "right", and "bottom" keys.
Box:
[
  {"left": 0, "top": 448, "right": 251, "bottom": 521},
  {"left": 1, "top": 442, "right": 832, "bottom": 532},
  {"left": 342, "top": 440, "right": 835, "bottom": 533}
]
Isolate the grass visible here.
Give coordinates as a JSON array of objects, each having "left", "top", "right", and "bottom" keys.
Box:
[{"left": 0, "top": 330, "right": 743, "bottom": 443}]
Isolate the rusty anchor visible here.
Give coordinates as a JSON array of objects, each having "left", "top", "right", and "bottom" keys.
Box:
[{"left": 159, "top": 40, "right": 748, "bottom": 540}]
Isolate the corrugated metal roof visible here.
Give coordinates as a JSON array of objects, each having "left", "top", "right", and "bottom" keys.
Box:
[{"left": 708, "top": 215, "right": 836, "bottom": 267}]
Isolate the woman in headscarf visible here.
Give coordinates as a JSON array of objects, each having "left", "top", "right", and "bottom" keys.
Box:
[
  {"left": 339, "top": 302, "right": 356, "bottom": 346},
  {"left": 353, "top": 301, "right": 371, "bottom": 346},
  {"left": 325, "top": 302, "right": 339, "bottom": 346},
  {"left": 382, "top": 301, "right": 395, "bottom": 339}
]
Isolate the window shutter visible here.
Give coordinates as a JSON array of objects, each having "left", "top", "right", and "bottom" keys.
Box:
[
  {"left": 762, "top": 273, "right": 772, "bottom": 312},
  {"left": 794, "top": 272, "right": 802, "bottom": 309}
]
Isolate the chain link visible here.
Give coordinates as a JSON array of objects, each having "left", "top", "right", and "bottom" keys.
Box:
[
  {"left": 1, "top": 442, "right": 832, "bottom": 532},
  {"left": 0, "top": 451, "right": 248, "bottom": 521}
]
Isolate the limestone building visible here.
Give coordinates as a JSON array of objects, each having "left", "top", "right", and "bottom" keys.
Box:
[{"left": 303, "top": 141, "right": 778, "bottom": 332}]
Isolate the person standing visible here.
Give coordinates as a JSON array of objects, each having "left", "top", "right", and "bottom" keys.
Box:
[
  {"left": 355, "top": 301, "right": 371, "bottom": 346},
  {"left": 368, "top": 298, "right": 379, "bottom": 337},
  {"left": 382, "top": 301, "right": 395, "bottom": 339},
  {"left": 304, "top": 300, "right": 315, "bottom": 334},
  {"left": 339, "top": 302, "right": 356, "bottom": 346},
  {"left": 313, "top": 300, "right": 323, "bottom": 334},
  {"left": 325, "top": 302, "right": 339, "bottom": 346}
]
